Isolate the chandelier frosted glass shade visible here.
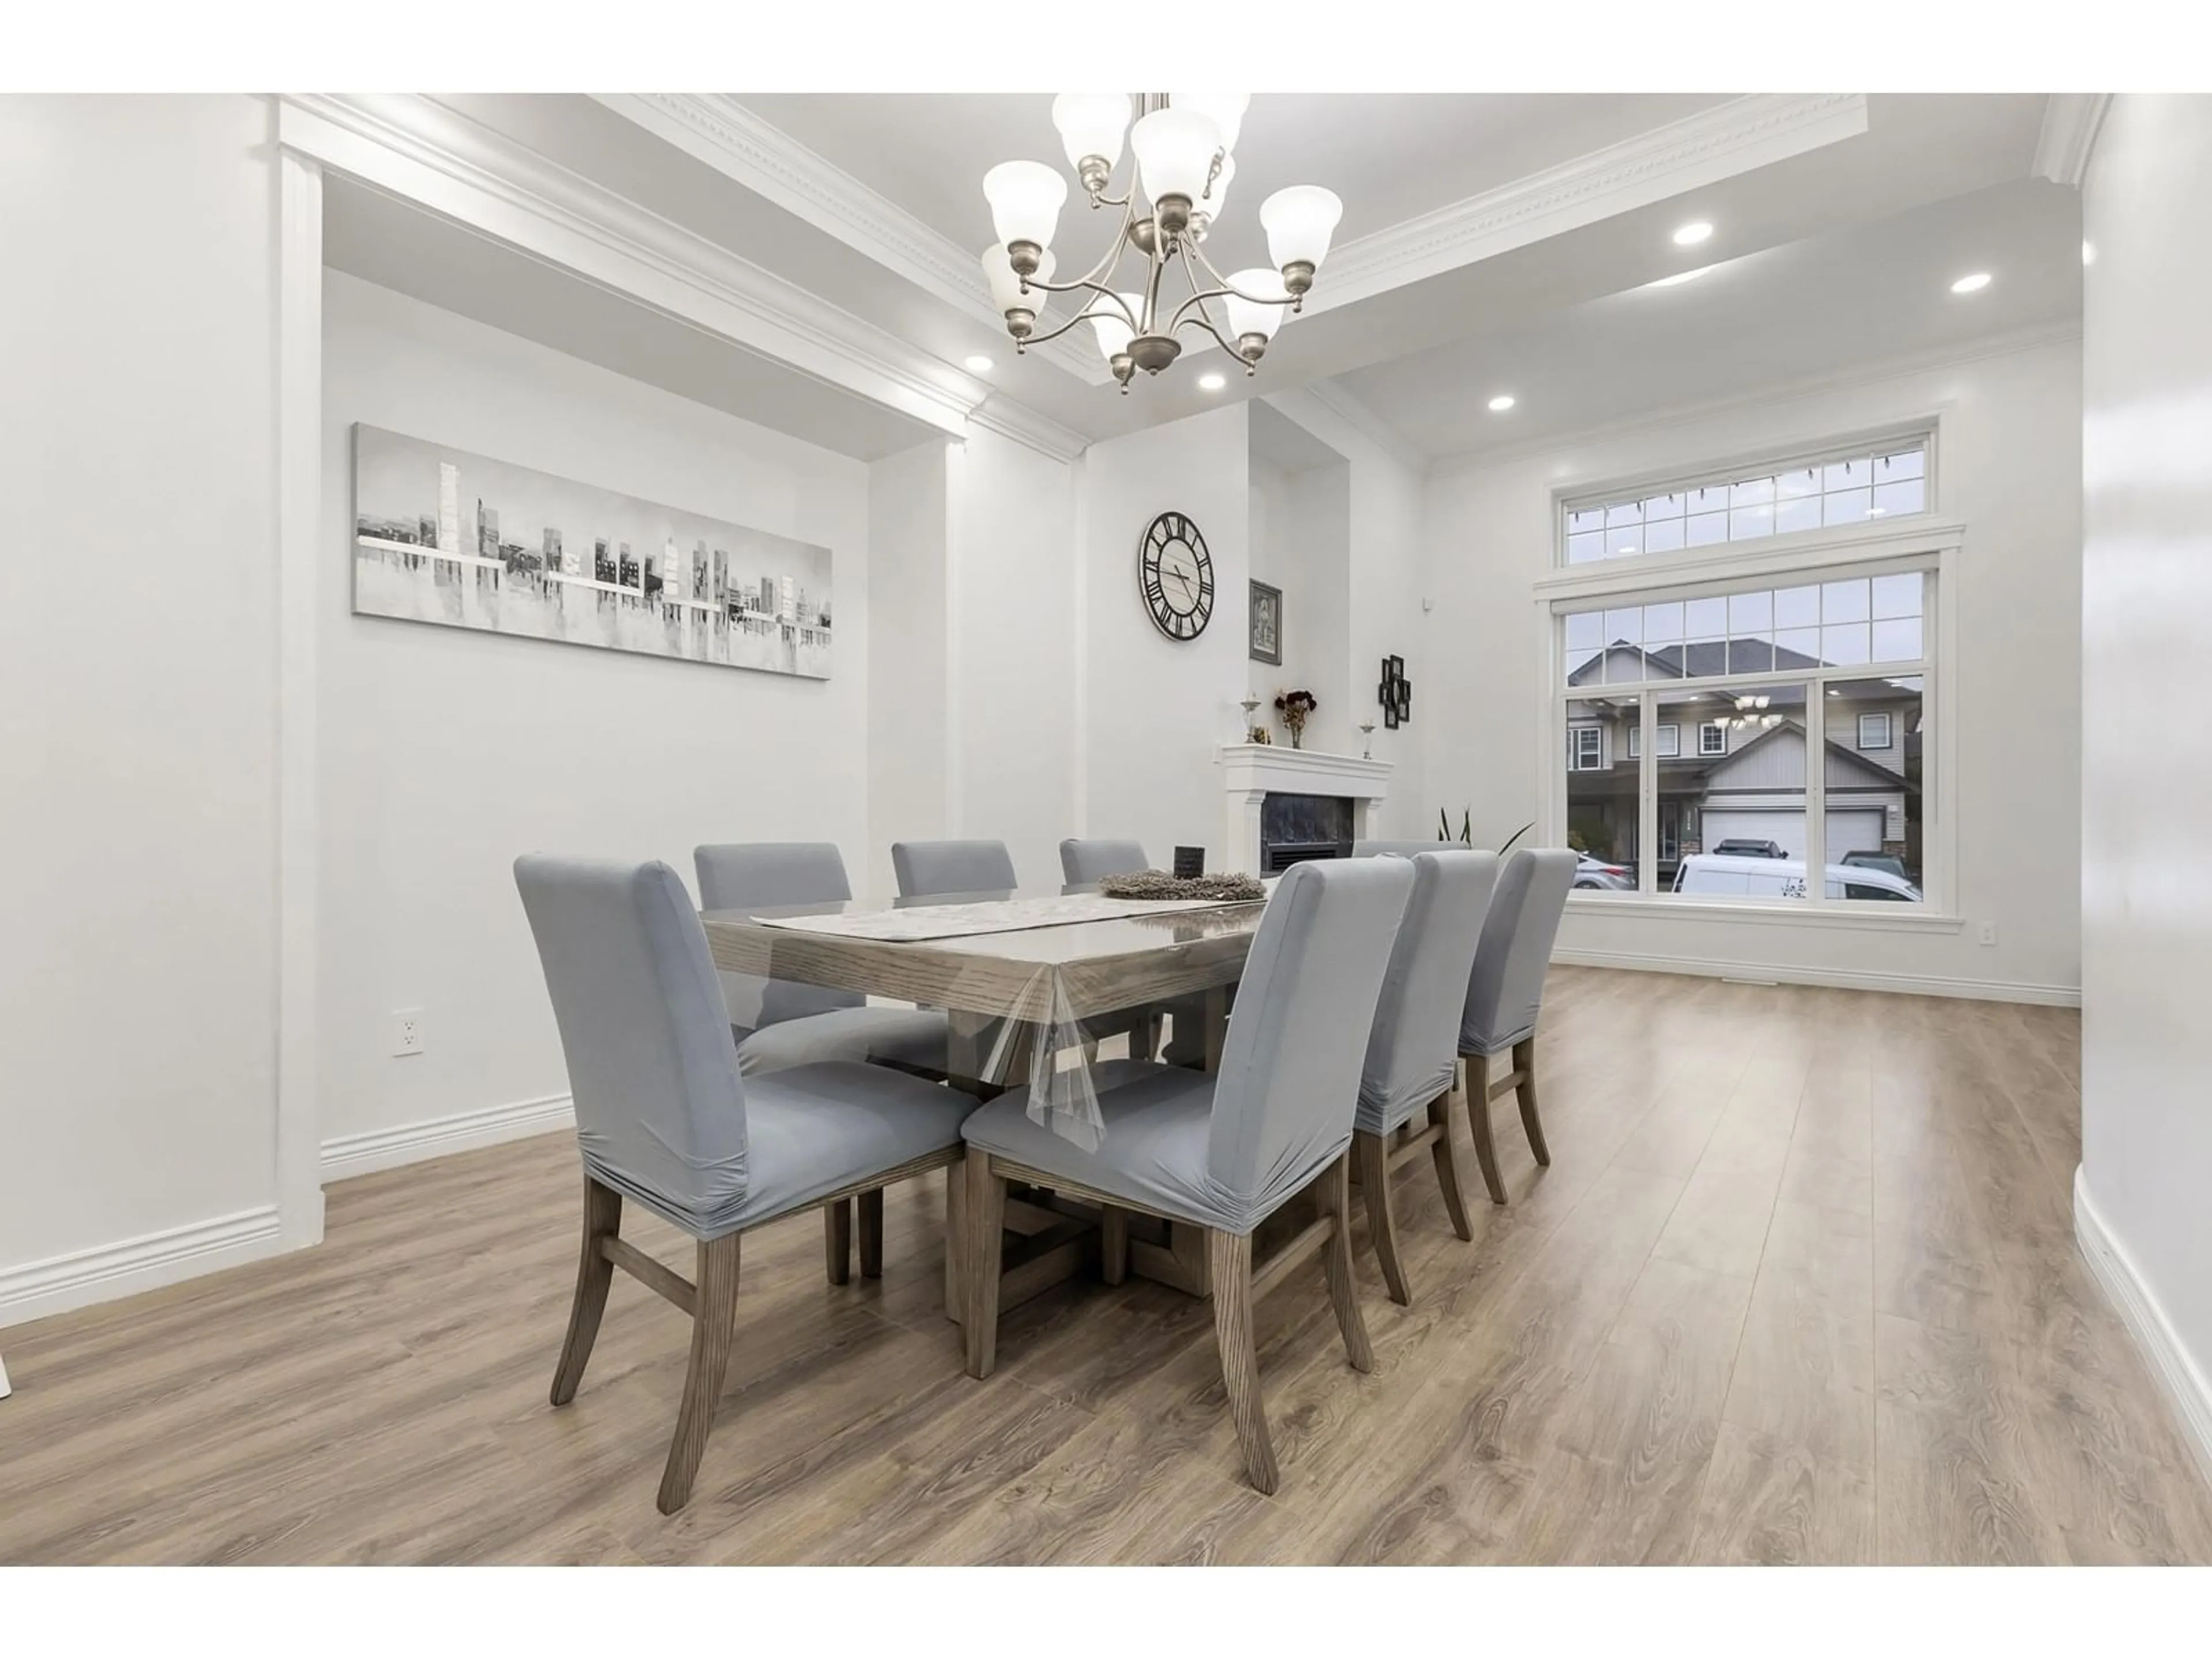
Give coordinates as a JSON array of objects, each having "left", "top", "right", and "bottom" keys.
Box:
[
  {"left": 1170, "top": 92, "right": 1249, "bottom": 156},
  {"left": 1260, "top": 185, "right": 1344, "bottom": 281},
  {"left": 1085, "top": 291, "right": 1145, "bottom": 363},
  {"left": 982, "top": 161, "right": 1067, "bottom": 255},
  {"left": 982, "top": 244, "right": 1056, "bottom": 332},
  {"left": 1130, "top": 108, "right": 1222, "bottom": 207},
  {"left": 1223, "top": 268, "right": 1291, "bottom": 344},
  {"left": 1051, "top": 93, "right": 1132, "bottom": 171}
]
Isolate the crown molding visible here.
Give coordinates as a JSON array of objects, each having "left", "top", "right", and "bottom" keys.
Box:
[
  {"left": 1310, "top": 94, "right": 1871, "bottom": 316},
  {"left": 1427, "top": 318, "right": 2082, "bottom": 479},
  {"left": 1272, "top": 381, "right": 1425, "bottom": 475},
  {"left": 276, "top": 94, "right": 1088, "bottom": 464},
  {"left": 965, "top": 395, "right": 1090, "bottom": 464},
  {"left": 590, "top": 92, "right": 1111, "bottom": 388},
  {"left": 2033, "top": 93, "right": 2113, "bottom": 189}
]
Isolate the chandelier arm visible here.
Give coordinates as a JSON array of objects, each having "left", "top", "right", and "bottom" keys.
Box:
[
  {"left": 1182, "top": 238, "right": 1300, "bottom": 308},
  {"left": 1022, "top": 195, "right": 1139, "bottom": 299},
  {"left": 1172, "top": 310, "right": 1246, "bottom": 359}
]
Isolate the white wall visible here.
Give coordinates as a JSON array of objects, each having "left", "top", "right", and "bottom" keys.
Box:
[
  {"left": 1421, "top": 334, "right": 2083, "bottom": 997},
  {"left": 0, "top": 96, "right": 289, "bottom": 1318},
  {"left": 2078, "top": 95, "right": 2212, "bottom": 1458},
  {"left": 865, "top": 440, "right": 949, "bottom": 899},
  {"left": 1076, "top": 406, "right": 1251, "bottom": 862},
  {"left": 1248, "top": 454, "right": 1355, "bottom": 756},
  {"left": 319, "top": 272, "right": 871, "bottom": 1155}
]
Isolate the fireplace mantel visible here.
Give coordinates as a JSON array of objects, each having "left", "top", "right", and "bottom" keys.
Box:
[{"left": 1216, "top": 744, "right": 1395, "bottom": 874}]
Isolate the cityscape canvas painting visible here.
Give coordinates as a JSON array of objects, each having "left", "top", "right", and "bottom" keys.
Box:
[{"left": 351, "top": 425, "right": 833, "bottom": 679}]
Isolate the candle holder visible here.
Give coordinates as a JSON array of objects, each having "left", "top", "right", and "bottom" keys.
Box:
[
  {"left": 1240, "top": 695, "right": 1263, "bottom": 744},
  {"left": 1359, "top": 720, "right": 1376, "bottom": 759}
]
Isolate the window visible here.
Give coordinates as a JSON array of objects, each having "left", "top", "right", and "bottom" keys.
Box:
[
  {"left": 1562, "top": 438, "right": 1928, "bottom": 566},
  {"left": 1554, "top": 543, "right": 1937, "bottom": 909}
]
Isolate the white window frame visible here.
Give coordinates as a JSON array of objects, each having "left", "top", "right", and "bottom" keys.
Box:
[
  {"left": 1858, "top": 711, "right": 1894, "bottom": 751},
  {"left": 1537, "top": 510, "right": 1962, "bottom": 931},
  {"left": 1697, "top": 722, "right": 1727, "bottom": 757},
  {"left": 1568, "top": 724, "right": 1605, "bottom": 772},
  {"left": 1656, "top": 722, "right": 1680, "bottom": 759},
  {"left": 1627, "top": 725, "right": 1641, "bottom": 759}
]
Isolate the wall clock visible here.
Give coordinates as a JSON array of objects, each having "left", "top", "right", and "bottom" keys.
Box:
[{"left": 1139, "top": 511, "right": 1214, "bottom": 642}]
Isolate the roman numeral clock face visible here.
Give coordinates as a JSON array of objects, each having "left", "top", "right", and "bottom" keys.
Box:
[{"left": 1139, "top": 512, "right": 1215, "bottom": 642}]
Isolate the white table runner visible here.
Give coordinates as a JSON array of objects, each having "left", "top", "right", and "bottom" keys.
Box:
[{"left": 753, "top": 891, "right": 1253, "bottom": 943}]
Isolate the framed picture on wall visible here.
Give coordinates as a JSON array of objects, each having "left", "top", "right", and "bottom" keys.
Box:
[{"left": 1249, "top": 579, "right": 1283, "bottom": 665}]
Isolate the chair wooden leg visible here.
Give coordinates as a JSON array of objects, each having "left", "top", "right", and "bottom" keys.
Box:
[
  {"left": 1514, "top": 1036, "right": 1551, "bottom": 1166},
  {"left": 858, "top": 1188, "right": 884, "bottom": 1278},
  {"left": 1465, "top": 1051, "right": 1509, "bottom": 1206},
  {"left": 550, "top": 1176, "right": 622, "bottom": 1407},
  {"left": 961, "top": 1152, "right": 1007, "bottom": 1378},
  {"left": 1321, "top": 1155, "right": 1375, "bottom": 1372},
  {"left": 1101, "top": 1205, "right": 1130, "bottom": 1286},
  {"left": 1206, "top": 1229, "right": 1279, "bottom": 1495},
  {"left": 656, "top": 1231, "right": 741, "bottom": 1515},
  {"left": 1353, "top": 1130, "right": 1410, "bottom": 1305},
  {"left": 944, "top": 1162, "right": 967, "bottom": 1324},
  {"left": 1427, "top": 1091, "right": 1475, "bottom": 1241},
  {"left": 824, "top": 1197, "right": 852, "bottom": 1286}
]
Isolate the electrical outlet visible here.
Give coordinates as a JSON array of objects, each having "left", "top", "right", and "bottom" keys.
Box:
[
  {"left": 389, "top": 1007, "right": 427, "bottom": 1056},
  {"left": 1978, "top": 922, "right": 1997, "bottom": 947}
]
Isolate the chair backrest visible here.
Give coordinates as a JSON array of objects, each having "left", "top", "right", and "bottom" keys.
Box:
[
  {"left": 693, "top": 842, "right": 862, "bottom": 1027},
  {"left": 1205, "top": 857, "right": 1414, "bottom": 1228},
  {"left": 1360, "top": 850, "right": 1501, "bottom": 1124},
  {"left": 514, "top": 855, "right": 748, "bottom": 1238},
  {"left": 1353, "top": 838, "right": 1445, "bottom": 858},
  {"left": 1060, "top": 838, "right": 1149, "bottom": 885},
  {"left": 892, "top": 838, "right": 1018, "bottom": 899},
  {"left": 1460, "top": 847, "right": 1578, "bottom": 1055}
]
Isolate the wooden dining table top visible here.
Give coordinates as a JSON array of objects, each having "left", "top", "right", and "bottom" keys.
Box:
[{"left": 700, "top": 884, "right": 1269, "bottom": 1022}]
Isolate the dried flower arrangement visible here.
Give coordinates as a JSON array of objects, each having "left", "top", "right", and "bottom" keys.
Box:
[{"left": 1273, "top": 688, "right": 1319, "bottom": 749}]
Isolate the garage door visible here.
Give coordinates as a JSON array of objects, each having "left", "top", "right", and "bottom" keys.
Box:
[{"left": 1700, "top": 809, "right": 1885, "bottom": 862}]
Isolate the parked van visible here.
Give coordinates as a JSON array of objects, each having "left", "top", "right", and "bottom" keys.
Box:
[{"left": 1672, "top": 853, "right": 1922, "bottom": 903}]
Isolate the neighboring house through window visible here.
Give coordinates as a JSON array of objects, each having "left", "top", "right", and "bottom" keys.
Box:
[
  {"left": 1698, "top": 722, "right": 1728, "bottom": 756},
  {"left": 1859, "top": 711, "right": 1893, "bottom": 749}
]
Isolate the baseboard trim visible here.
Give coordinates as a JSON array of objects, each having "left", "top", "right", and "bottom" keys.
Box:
[
  {"left": 0, "top": 1205, "right": 285, "bottom": 1331},
  {"left": 320, "top": 1093, "right": 574, "bottom": 1183},
  {"left": 2074, "top": 1165, "right": 2212, "bottom": 1487},
  {"left": 1551, "top": 946, "right": 2081, "bottom": 1006}
]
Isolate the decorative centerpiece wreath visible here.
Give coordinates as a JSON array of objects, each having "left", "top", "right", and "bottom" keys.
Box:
[{"left": 1099, "top": 870, "right": 1267, "bottom": 903}]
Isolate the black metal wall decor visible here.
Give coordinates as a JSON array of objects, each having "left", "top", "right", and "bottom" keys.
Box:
[{"left": 1379, "top": 654, "right": 1412, "bottom": 729}]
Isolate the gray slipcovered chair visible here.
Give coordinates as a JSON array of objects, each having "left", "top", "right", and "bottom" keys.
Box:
[
  {"left": 1353, "top": 838, "right": 1448, "bottom": 858},
  {"left": 956, "top": 857, "right": 1414, "bottom": 1495},
  {"left": 1351, "top": 849, "right": 1501, "bottom": 1304},
  {"left": 514, "top": 855, "right": 972, "bottom": 1515},
  {"left": 1059, "top": 837, "right": 1150, "bottom": 886},
  {"left": 1457, "top": 847, "right": 1579, "bottom": 1205},
  {"left": 693, "top": 842, "right": 949, "bottom": 1081},
  {"left": 892, "top": 838, "right": 1018, "bottom": 898}
]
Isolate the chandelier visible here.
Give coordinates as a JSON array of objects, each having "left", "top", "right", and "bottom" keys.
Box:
[{"left": 978, "top": 94, "right": 1343, "bottom": 393}]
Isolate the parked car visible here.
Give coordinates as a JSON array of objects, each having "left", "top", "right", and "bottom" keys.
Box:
[
  {"left": 1573, "top": 854, "right": 1633, "bottom": 891},
  {"left": 1673, "top": 854, "right": 1923, "bottom": 903},
  {"left": 1840, "top": 849, "right": 1908, "bottom": 881},
  {"left": 1709, "top": 838, "right": 1787, "bottom": 859}
]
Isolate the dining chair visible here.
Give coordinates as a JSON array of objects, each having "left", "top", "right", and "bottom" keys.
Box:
[
  {"left": 1457, "top": 847, "right": 1579, "bottom": 1205},
  {"left": 1352, "top": 838, "right": 1444, "bottom": 857},
  {"left": 1351, "top": 849, "right": 1500, "bottom": 1304},
  {"left": 956, "top": 857, "right": 1414, "bottom": 1495},
  {"left": 892, "top": 838, "right": 1018, "bottom": 899},
  {"left": 1059, "top": 837, "right": 1150, "bottom": 885},
  {"left": 696, "top": 842, "right": 959, "bottom": 1284},
  {"left": 514, "top": 855, "right": 973, "bottom": 1514}
]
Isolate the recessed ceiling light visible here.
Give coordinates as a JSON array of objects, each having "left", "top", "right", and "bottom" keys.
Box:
[
  {"left": 1198, "top": 372, "right": 1227, "bottom": 392},
  {"left": 1647, "top": 265, "right": 1713, "bottom": 289},
  {"left": 1487, "top": 394, "right": 1516, "bottom": 412},
  {"left": 2082, "top": 240, "right": 2096, "bottom": 266},
  {"left": 1672, "top": 221, "right": 1714, "bottom": 247},
  {"left": 1950, "top": 272, "right": 1992, "bottom": 294}
]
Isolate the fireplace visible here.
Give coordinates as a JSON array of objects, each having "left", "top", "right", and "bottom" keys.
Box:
[{"left": 1260, "top": 792, "right": 1354, "bottom": 873}]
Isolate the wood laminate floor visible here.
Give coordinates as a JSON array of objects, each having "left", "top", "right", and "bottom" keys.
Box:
[{"left": 4, "top": 969, "right": 2207, "bottom": 1565}]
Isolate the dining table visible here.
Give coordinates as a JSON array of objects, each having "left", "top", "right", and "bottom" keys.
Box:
[{"left": 700, "top": 881, "right": 1275, "bottom": 1318}]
